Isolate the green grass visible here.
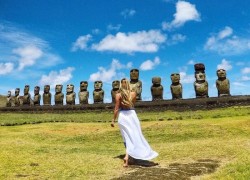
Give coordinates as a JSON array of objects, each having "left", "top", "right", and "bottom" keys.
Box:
[
  {"left": 0, "top": 106, "right": 249, "bottom": 126},
  {"left": 0, "top": 107, "right": 249, "bottom": 179},
  {"left": 0, "top": 95, "right": 6, "bottom": 107}
]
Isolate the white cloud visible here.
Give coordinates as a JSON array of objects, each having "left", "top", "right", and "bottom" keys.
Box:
[
  {"left": 162, "top": 1, "right": 200, "bottom": 31},
  {"left": 89, "top": 59, "right": 132, "bottom": 82},
  {"left": 179, "top": 71, "right": 194, "bottom": 84},
  {"left": 39, "top": 67, "right": 75, "bottom": 87},
  {"left": 92, "top": 29, "right": 101, "bottom": 34},
  {"left": 0, "top": 23, "right": 47, "bottom": 48},
  {"left": 242, "top": 76, "right": 250, "bottom": 81},
  {"left": 13, "top": 45, "right": 43, "bottom": 70},
  {"left": 92, "top": 30, "right": 166, "bottom": 53},
  {"left": 167, "top": 33, "right": 186, "bottom": 45},
  {"left": 218, "top": 26, "right": 233, "bottom": 39},
  {"left": 71, "top": 34, "right": 92, "bottom": 51},
  {"left": 0, "top": 62, "right": 14, "bottom": 75},
  {"left": 204, "top": 26, "right": 250, "bottom": 55},
  {"left": 0, "top": 23, "right": 62, "bottom": 72},
  {"left": 217, "top": 59, "right": 232, "bottom": 71},
  {"left": 232, "top": 82, "right": 247, "bottom": 87},
  {"left": 121, "top": 9, "right": 136, "bottom": 18},
  {"left": 39, "top": 53, "right": 62, "bottom": 68},
  {"left": 188, "top": 60, "right": 195, "bottom": 65},
  {"left": 241, "top": 67, "right": 250, "bottom": 74},
  {"left": 107, "top": 24, "right": 122, "bottom": 31},
  {"left": 140, "top": 57, "right": 160, "bottom": 71}
]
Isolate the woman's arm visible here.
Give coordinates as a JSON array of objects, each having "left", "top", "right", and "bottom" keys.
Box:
[
  {"left": 131, "top": 92, "right": 137, "bottom": 105},
  {"left": 111, "top": 93, "right": 120, "bottom": 127}
]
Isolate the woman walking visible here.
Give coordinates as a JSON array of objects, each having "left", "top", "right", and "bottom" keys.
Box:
[{"left": 111, "top": 78, "right": 158, "bottom": 167}]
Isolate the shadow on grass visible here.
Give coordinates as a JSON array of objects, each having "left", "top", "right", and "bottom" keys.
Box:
[
  {"left": 112, "top": 158, "right": 220, "bottom": 180},
  {"left": 114, "top": 154, "right": 159, "bottom": 167}
]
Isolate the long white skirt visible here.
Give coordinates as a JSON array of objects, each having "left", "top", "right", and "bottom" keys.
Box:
[{"left": 118, "top": 110, "right": 158, "bottom": 160}]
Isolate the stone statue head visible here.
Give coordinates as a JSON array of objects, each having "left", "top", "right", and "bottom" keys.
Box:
[
  {"left": 24, "top": 85, "right": 30, "bottom": 95},
  {"left": 55, "top": 84, "right": 63, "bottom": 93},
  {"left": 195, "top": 71, "right": 206, "bottom": 81},
  {"left": 217, "top": 69, "right": 227, "bottom": 79},
  {"left": 171, "top": 73, "right": 180, "bottom": 83},
  {"left": 130, "top": 69, "right": 139, "bottom": 81},
  {"left": 44, "top": 85, "right": 50, "bottom": 93},
  {"left": 15, "top": 88, "right": 20, "bottom": 96},
  {"left": 94, "top": 81, "right": 103, "bottom": 90},
  {"left": 34, "top": 86, "right": 40, "bottom": 95},
  {"left": 7, "top": 91, "right": 11, "bottom": 97},
  {"left": 152, "top": 77, "right": 161, "bottom": 85},
  {"left": 66, "top": 84, "right": 74, "bottom": 93},
  {"left": 80, "top": 81, "right": 88, "bottom": 91},
  {"left": 112, "top": 80, "right": 120, "bottom": 89}
]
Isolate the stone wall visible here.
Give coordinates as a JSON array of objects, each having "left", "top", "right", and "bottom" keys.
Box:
[{"left": 1, "top": 95, "right": 249, "bottom": 113}]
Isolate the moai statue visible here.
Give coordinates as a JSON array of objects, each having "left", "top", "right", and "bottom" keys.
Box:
[
  {"left": 43, "top": 85, "right": 51, "bottom": 105},
  {"left": 79, "top": 81, "right": 89, "bottom": 104},
  {"left": 6, "top": 91, "right": 12, "bottom": 107},
  {"left": 151, "top": 77, "right": 163, "bottom": 101},
  {"left": 111, "top": 80, "right": 120, "bottom": 103},
  {"left": 216, "top": 69, "right": 230, "bottom": 97},
  {"left": 170, "top": 73, "right": 183, "bottom": 99},
  {"left": 93, "top": 81, "right": 104, "bottom": 104},
  {"left": 55, "top": 84, "right": 64, "bottom": 105},
  {"left": 194, "top": 63, "right": 209, "bottom": 98},
  {"left": 130, "top": 69, "right": 142, "bottom": 101},
  {"left": 13, "top": 88, "right": 21, "bottom": 106},
  {"left": 33, "top": 86, "right": 41, "bottom": 106},
  {"left": 23, "top": 85, "right": 31, "bottom": 106},
  {"left": 66, "top": 84, "right": 76, "bottom": 105}
]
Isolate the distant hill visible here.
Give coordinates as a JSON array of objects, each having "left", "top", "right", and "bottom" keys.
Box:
[{"left": 0, "top": 95, "right": 6, "bottom": 107}]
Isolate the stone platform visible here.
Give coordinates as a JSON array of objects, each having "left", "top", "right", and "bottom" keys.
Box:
[{"left": 1, "top": 95, "right": 249, "bottom": 113}]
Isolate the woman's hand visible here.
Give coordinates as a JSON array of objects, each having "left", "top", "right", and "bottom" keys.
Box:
[{"left": 111, "top": 120, "right": 115, "bottom": 127}]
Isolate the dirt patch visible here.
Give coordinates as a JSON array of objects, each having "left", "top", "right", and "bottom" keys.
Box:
[
  {"left": 113, "top": 159, "right": 219, "bottom": 180},
  {"left": 15, "top": 174, "right": 29, "bottom": 178}
]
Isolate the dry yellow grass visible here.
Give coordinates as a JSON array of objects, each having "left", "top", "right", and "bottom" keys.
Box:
[{"left": 0, "top": 114, "right": 249, "bottom": 179}]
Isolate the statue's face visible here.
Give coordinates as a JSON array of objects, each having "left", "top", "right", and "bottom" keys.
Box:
[
  {"left": 24, "top": 85, "right": 29, "bottom": 94},
  {"left": 130, "top": 69, "right": 139, "bottom": 80},
  {"left": 44, "top": 85, "right": 50, "bottom": 93},
  {"left": 80, "top": 81, "right": 88, "bottom": 91},
  {"left": 94, "top": 81, "right": 102, "bottom": 90},
  {"left": 112, "top": 80, "right": 120, "bottom": 89},
  {"left": 56, "top": 84, "right": 63, "bottom": 93},
  {"left": 171, "top": 73, "right": 180, "bottom": 83},
  {"left": 15, "top": 88, "right": 20, "bottom": 96},
  {"left": 152, "top": 77, "right": 161, "bottom": 85},
  {"left": 217, "top": 69, "right": 226, "bottom": 78},
  {"left": 7, "top": 91, "right": 11, "bottom": 97},
  {"left": 195, "top": 71, "right": 206, "bottom": 81},
  {"left": 34, "top": 86, "right": 40, "bottom": 95},
  {"left": 67, "top": 84, "right": 74, "bottom": 93}
]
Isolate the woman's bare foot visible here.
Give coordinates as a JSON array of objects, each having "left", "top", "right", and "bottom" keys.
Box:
[{"left": 123, "top": 157, "right": 128, "bottom": 167}]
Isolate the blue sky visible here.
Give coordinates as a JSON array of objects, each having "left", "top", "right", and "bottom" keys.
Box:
[{"left": 0, "top": 0, "right": 250, "bottom": 104}]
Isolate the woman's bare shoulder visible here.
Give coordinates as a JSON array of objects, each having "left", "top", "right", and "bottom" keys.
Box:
[
  {"left": 131, "top": 91, "right": 136, "bottom": 95},
  {"left": 115, "top": 93, "right": 121, "bottom": 100},
  {"left": 131, "top": 91, "right": 136, "bottom": 99}
]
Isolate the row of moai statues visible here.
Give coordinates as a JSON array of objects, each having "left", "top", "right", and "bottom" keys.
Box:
[
  {"left": 150, "top": 73, "right": 182, "bottom": 101},
  {"left": 6, "top": 65, "right": 231, "bottom": 107},
  {"left": 7, "top": 82, "right": 88, "bottom": 107},
  {"left": 150, "top": 63, "right": 230, "bottom": 100},
  {"left": 194, "top": 63, "right": 230, "bottom": 98}
]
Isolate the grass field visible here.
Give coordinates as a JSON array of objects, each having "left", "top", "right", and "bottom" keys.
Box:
[
  {"left": 0, "top": 95, "right": 6, "bottom": 107},
  {"left": 0, "top": 106, "right": 249, "bottom": 179}
]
